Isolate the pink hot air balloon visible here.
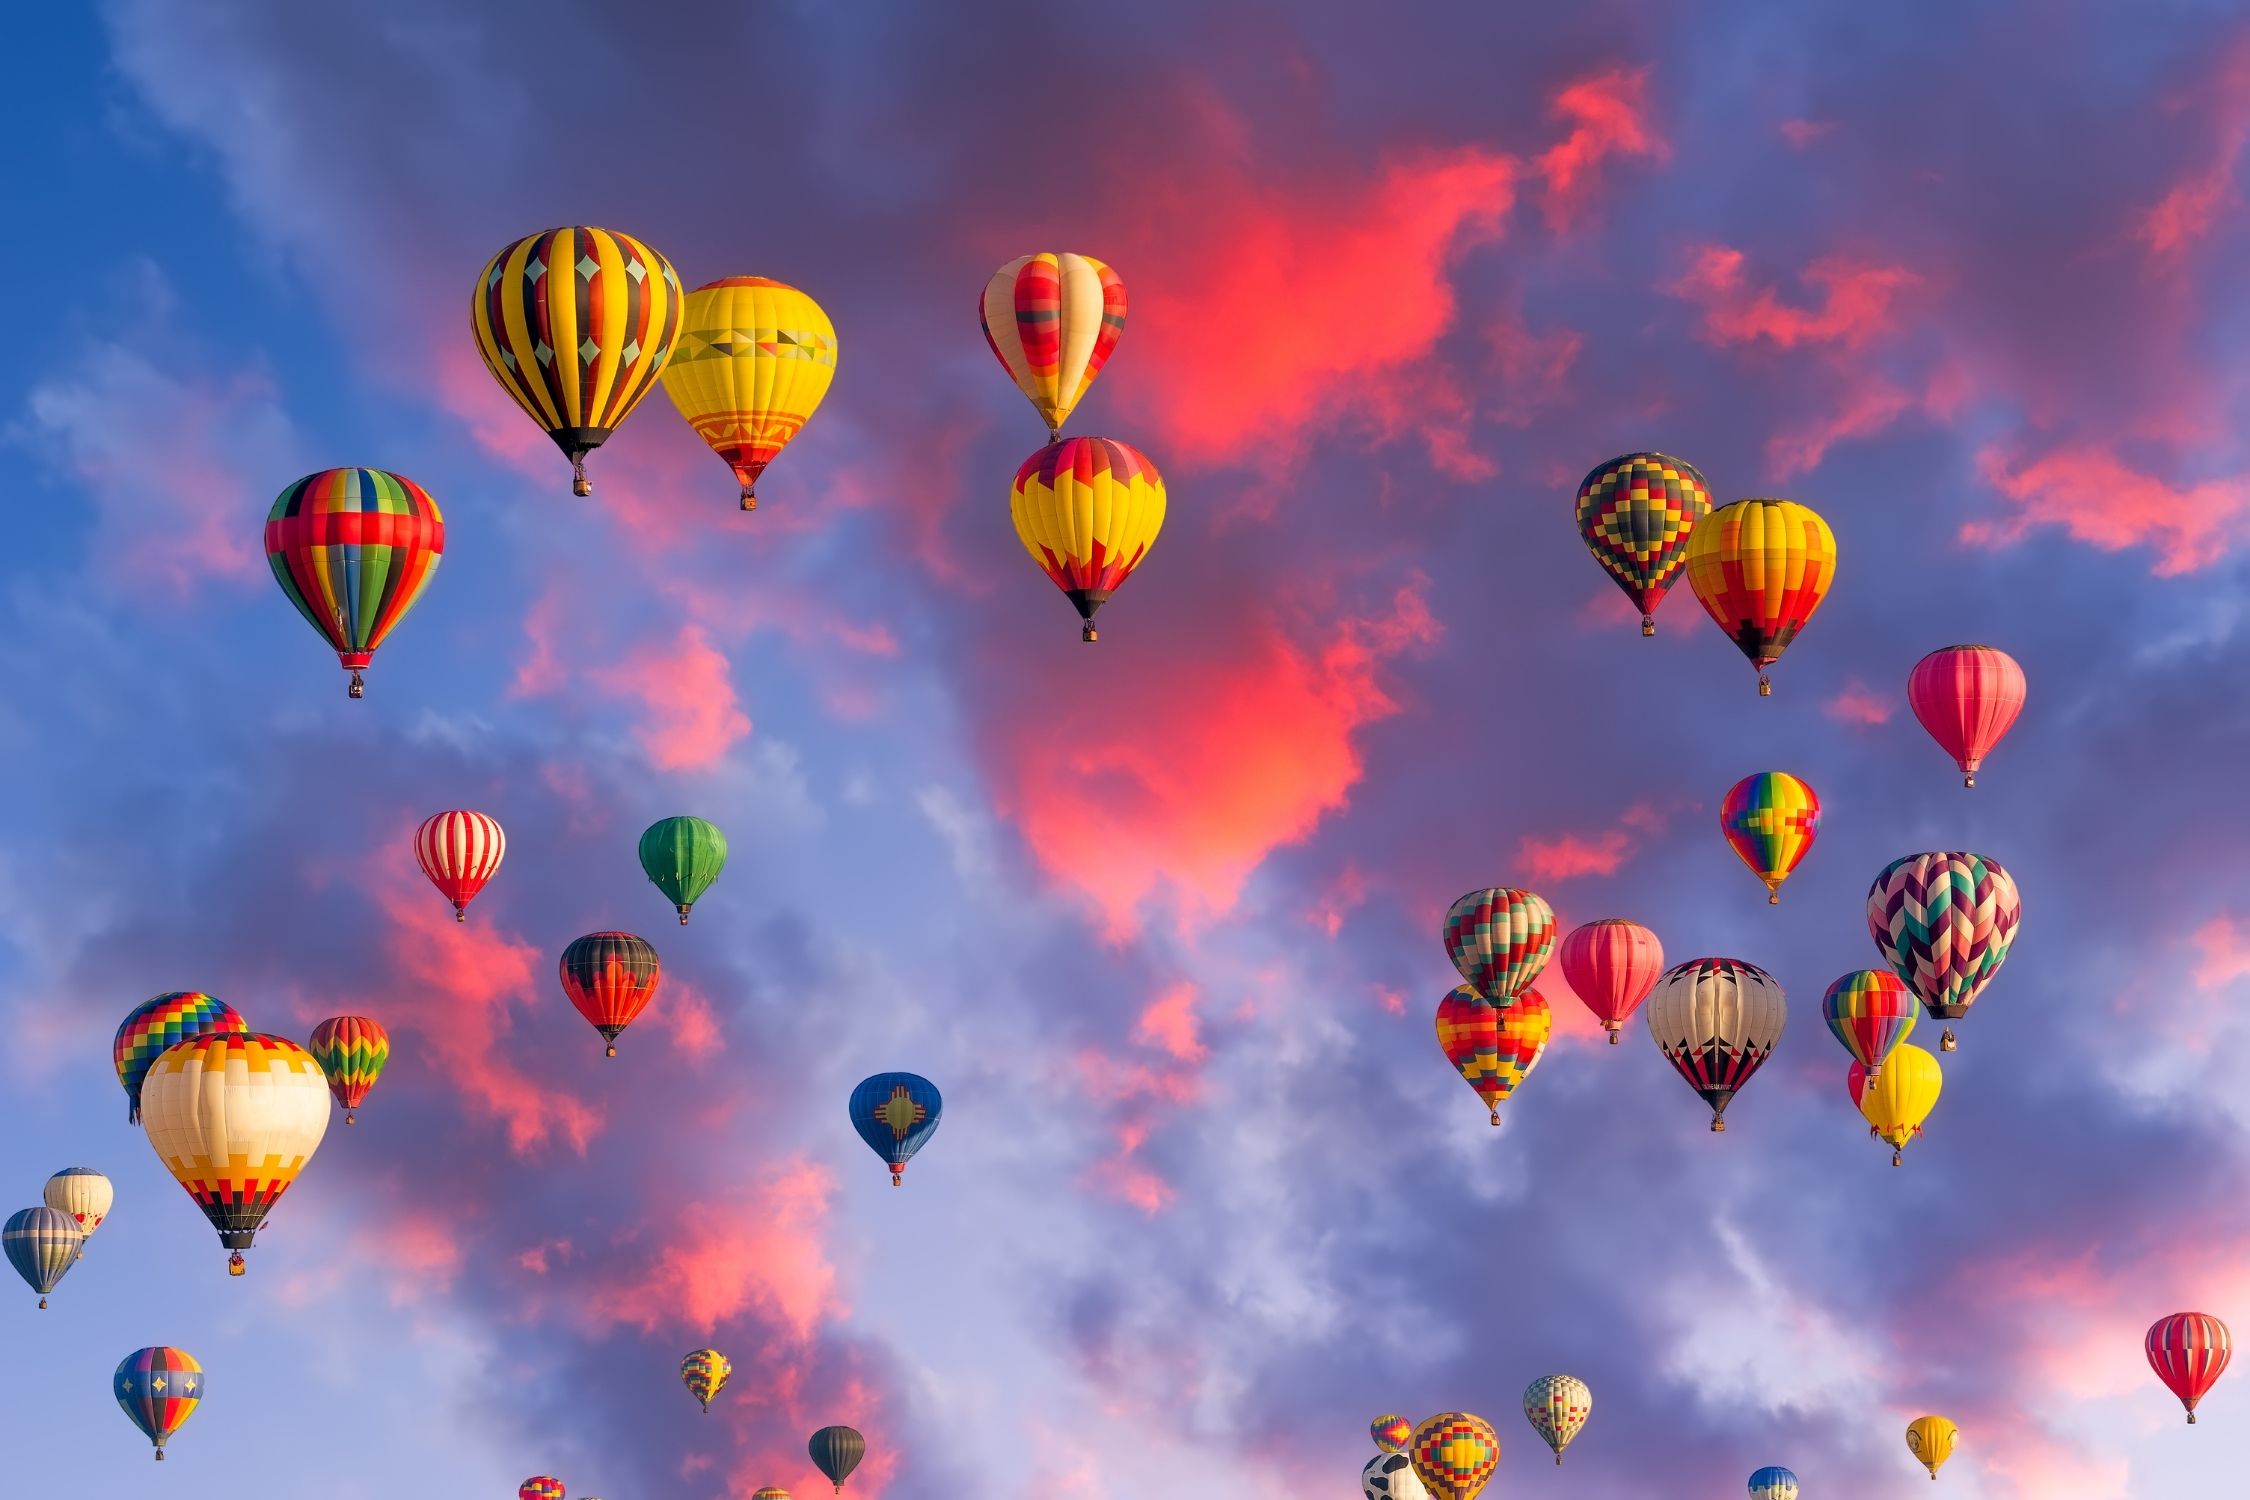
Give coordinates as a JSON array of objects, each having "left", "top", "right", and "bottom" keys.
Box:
[
  {"left": 1907, "top": 645, "right": 2025, "bottom": 788},
  {"left": 2147, "top": 1312, "right": 2231, "bottom": 1424},
  {"left": 1558, "top": 919, "right": 1665, "bottom": 1044}
]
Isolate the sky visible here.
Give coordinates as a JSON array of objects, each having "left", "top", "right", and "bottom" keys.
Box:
[{"left": 3, "top": 1, "right": 2249, "bottom": 1496}]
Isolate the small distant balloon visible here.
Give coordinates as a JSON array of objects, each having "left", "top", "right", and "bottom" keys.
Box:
[
  {"left": 5, "top": 1206, "right": 83, "bottom": 1307},
  {"left": 1363, "top": 1450, "right": 1432, "bottom": 1500},
  {"left": 680, "top": 1348, "right": 731, "bottom": 1413},
  {"left": 850, "top": 1073, "right": 943, "bottom": 1185},
  {"left": 519, "top": 1479, "right": 566, "bottom": 1500},
  {"left": 1906, "top": 1414, "right": 1959, "bottom": 1478},
  {"left": 1557, "top": 919, "right": 1664, "bottom": 1043},
  {"left": 414, "top": 810, "right": 506, "bottom": 920},
  {"left": 1408, "top": 1411, "right": 1500, "bottom": 1500},
  {"left": 558, "top": 932, "right": 662, "bottom": 1057},
  {"left": 1821, "top": 970, "right": 1919, "bottom": 1077},
  {"left": 1850, "top": 1043, "right": 1943, "bottom": 1166},
  {"left": 1372, "top": 1413, "right": 1413, "bottom": 1453},
  {"left": 1684, "top": 497, "right": 1836, "bottom": 695},
  {"left": 44, "top": 1168, "right": 113, "bottom": 1253},
  {"left": 2147, "top": 1312, "right": 2231, "bottom": 1424},
  {"left": 809, "top": 1425, "right": 866, "bottom": 1493},
  {"left": 1647, "top": 958, "right": 1786, "bottom": 1132},
  {"left": 1442, "top": 887, "right": 1556, "bottom": 1000},
  {"left": 1573, "top": 451, "right": 1712, "bottom": 636},
  {"left": 115, "top": 1347, "right": 202, "bottom": 1460},
  {"left": 264, "top": 468, "right": 445, "bottom": 698},
  {"left": 638, "top": 816, "right": 728, "bottom": 924},
  {"left": 1523, "top": 1374, "right": 1591, "bottom": 1465},
  {"left": 1749, "top": 1466, "right": 1800, "bottom": 1500},
  {"left": 1909, "top": 644, "right": 2024, "bottom": 787},
  {"left": 114, "top": 992, "right": 246, "bottom": 1124},
  {"left": 306, "top": 1015, "right": 389, "bottom": 1124},
  {"left": 1720, "top": 771, "right": 1819, "bottom": 904}
]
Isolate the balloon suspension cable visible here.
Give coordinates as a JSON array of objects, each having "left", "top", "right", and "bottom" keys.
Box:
[
  {"left": 1758, "top": 673, "right": 1772, "bottom": 696},
  {"left": 1941, "top": 1027, "right": 1957, "bottom": 1052},
  {"left": 1641, "top": 615, "right": 1655, "bottom": 637},
  {"left": 227, "top": 1251, "right": 246, "bottom": 1276},
  {"left": 571, "top": 453, "right": 591, "bottom": 497},
  {"left": 348, "top": 671, "right": 365, "bottom": 699},
  {"left": 1082, "top": 622, "right": 1098, "bottom": 643}
]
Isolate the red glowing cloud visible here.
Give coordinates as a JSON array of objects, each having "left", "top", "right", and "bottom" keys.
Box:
[
  {"left": 590, "top": 624, "right": 754, "bottom": 771},
  {"left": 1965, "top": 442, "right": 2250, "bottom": 575},
  {"left": 1669, "top": 245, "right": 1919, "bottom": 351},
  {"left": 1536, "top": 64, "right": 1670, "bottom": 229}
]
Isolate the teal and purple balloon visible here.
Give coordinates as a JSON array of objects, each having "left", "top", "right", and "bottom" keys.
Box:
[
  {"left": 638, "top": 815, "right": 728, "bottom": 925},
  {"left": 1748, "top": 1466, "right": 1799, "bottom": 1500},
  {"left": 5, "top": 1206, "right": 83, "bottom": 1307},
  {"left": 115, "top": 1346, "right": 203, "bottom": 1460},
  {"left": 849, "top": 1073, "right": 942, "bottom": 1186},
  {"left": 1820, "top": 969, "right": 1919, "bottom": 1077}
]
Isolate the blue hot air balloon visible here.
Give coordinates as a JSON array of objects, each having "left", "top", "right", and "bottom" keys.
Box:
[
  {"left": 116, "top": 1347, "right": 203, "bottom": 1460},
  {"left": 5, "top": 1206, "right": 84, "bottom": 1308},
  {"left": 1749, "top": 1467, "right": 1799, "bottom": 1500},
  {"left": 849, "top": 1073, "right": 942, "bottom": 1186}
]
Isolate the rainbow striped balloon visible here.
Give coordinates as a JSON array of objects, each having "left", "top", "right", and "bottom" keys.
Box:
[
  {"left": 113, "top": 992, "right": 247, "bottom": 1123},
  {"left": 1820, "top": 969, "right": 1919, "bottom": 1076},
  {"left": 115, "top": 1346, "right": 202, "bottom": 1460},
  {"left": 1719, "top": 772, "right": 1820, "bottom": 904}
]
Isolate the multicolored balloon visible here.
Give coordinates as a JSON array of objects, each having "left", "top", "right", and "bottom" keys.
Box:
[
  {"left": 2147, "top": 1312, "right": 2231, "bottom": 1423},
  {"left": 1906, "top": 1414, "right": 1958, "bottom": 1478},
  {"left": 306, "top": 1015, "right": 390, "bottom": 1124},
  {"left": 114, "top": 992, "right": 247, "bottom": 1124},
  {"left": 809, "top": 1424, "right": 866, "bottom": 1493},
  {"left": 1408, "top": 1411, "right": 1501, "bottom": 1500},
  {"left": 1523, "top": 1374, "right": 1591, "bottom": 1465},
  {"left": 681, "top": 1348, "right": 732, "bottom": 1413},
  {"left": 43, "top": 1168, "right": 113, "bottom": 1251},
  {"left": 1435, "top": 986, "right": 1550, "bottom": 1125},
  {"left": 519, "top": 1479, "right": 566, "bottom": 1500},
  {"left": 1363, "top": 1450, "right": 1432, "bottom": 1500},
  {"left": 1574, "top": 452, "right": 1713, "bottom": 635},
  {"left": 1909, "top": 644, "right": 2025, "bottom": 788},
  {"left": 850, "top": 1072, "right": 943, "bottom": 1185},
  {"left": 4, "top": 1206, "right": 83, "bottom": 1307},
  {"left": 1442, "top": 887, "right": 1557, "bottom": 1000},
  {"left": 558, "top": 932, "right": 661, "bottom": 1058},
  {"left": 414, "top": 810, "right": 506, "bottom": 921},
  {"left": 1557, "top": 919, "right": 1664, "bottom": 1043},
  {"left": 470, "top": 225, "right": 683, "bottom": 496},
  {"left": 981, "top": 253, "right": 1127, "bottom": 440},
  {"left": 1867, "top": 851, "right": 2020, "bottom": 1051},
  {"left": 1748, "top": 1466, "right": 1800, "bottom": 1500},
  {"left": 1646, "top": 957, "right": 1786, "bottom": 1132},
  {"left": 1684, "top": 498, "right": 1837, "bottom": 695},
  {"left": 1720, "top": 771, "right": 1820, "bottom": 904},
  {"left": 754, "top": 1490, "right": 792, "bottom": 1500},
  {"left": 139, "top": 1032, "right": 331, "bottom": 1275},
  {"left": 1821, "top": 970, "right": 1919, "bottom": 1077},
  {"left": 638, "top": 816, "right": 728, "bottom": 925},
  {"left": 115, "top": 1346, "right": 201, "bottom": 1461},
  {"left": 264, "top": 467, "right": 445, "bottom": 698},
  {"left": 1850, "top": 1043, "right": 1943, "bottom": 1166},
  {"left": 1372, "top": 1414, "right": 1413, "bottom": 1453},
  {"left": 661, "top": 276, "right": 836, "bottom": 509},
  {"left": 1010, "top": 437, "right": 1166, "bottom": 641}
]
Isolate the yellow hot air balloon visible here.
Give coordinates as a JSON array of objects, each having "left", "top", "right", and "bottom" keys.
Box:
[
  {"left": 1408, "top": 1412, "right": 1500, "bottom": 1500},
  {"left": 1009, "top": 436, "right": 1166, "bottom": 641},
  {"left": 1849, "top": 1042, "right": 1943, "bottom": 1166},
  {"left": 1683, "top": 498, "right": 1837, "bottom": 695},
  {"left": 470, "top": 225, "right": 684, "bottom": 496},
  {"left": 1905, "top": 1415, "right": 1958, "bottom": 1479},
  {"left": 661, "top": 277, "right": 837, "bottom": 510},
  {"left": 980, "top": 253, "right": 1127, "bottom": 440},
  {"left": 139, "top": 1032, "right": 332, "bottom": 1274}
]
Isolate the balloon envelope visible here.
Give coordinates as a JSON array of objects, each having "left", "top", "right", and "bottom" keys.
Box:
[
  {"left": 1850, "top": 1043, "right": 1943, "bottom": 1165},
  {"left": 44, "top": 1167, "right": 113, "bottom": 1242},
  {"left": 1363, "top": 1450, "right": 1432, "bottom": 1500},
  {"left": 1009, "top": 437, "right": 1166, "bottom": 641},
  {"left": 519, "top": 1479, "right": 566, "bottom": 1500},
  {"left": 1909, "top": 644, "right": 2025, "bottom": 786},
  {"left": 1442, "top": 887, "right": 1557, "bottom": 999},
  {"left": 981, "top": 253, "right": 1127, "bottom": 439},
  {"left": 1646, "top": 957, "right": 1786, "bottom": 1130},
  {"left": 681, "top": 1348, "right": 732, "bottom": 1412},
  {"left": 264, "top": 468, "right": 445, "bottom": 697},
  {"left": 1821, "top": 969, "right": 1918, "bottom": 1075},
  {"left": 558, "top": 932, "right": 662, "bottom": 1056},
  {"left": 638, "top": 816, "right": 728, "bottom": 923},
  {"left": 1574, "top": 452, "right": 1712, "bottom": 634},
  {"left": 1867, "top": 851, "right": 2021, "bottom": 1022},
  {"left": 414, "top": 810, "right": 506, "bottom": 920},
  {"left": 1684, "top": 498, "right": 1836, "bottom": 693},
  {"left": 114, "top": 992, "right": 246, "bottom": 1123},
  {"left": 1558, "top": 919, "right": 1664, "bottom": 1042},
  {"left": 1749, "top": 1467, "right": 1800, "bottom": 1500},
  {"left": 1435, "top": 986, "right": 1550, "bottom": 1124},
  {"left": 139, "top": 1032, "right": 331, "bottom": 1271},
  {"left": 2147, "top": 1312, "right": 2231, "bottom": 1422},
  {"left": 1906, "top": 1414, "right": 1959, "bottom": 1477},
  {"left": 115, "top": 1346, "right": 202, "bottom": 1459},
  {"left": 1371, "top": 1414, "right": 1413, "bottom": 1453},
  {"left": 4, "top": 1206, "right": 83, "bottom": 1305},
  {"left": 1523, "top": 1374, "right": 1592, "bottom": 1464},
  {"left": 850, "top": 1073, "right": 943, "bottom": 1185},
  {"left": 1720, "top": 771, "right": 1820, "bottom": 903},
  {"left": 1408, "top": 1411, "right": 1500, "bottom": 1500},
  {"left": 306, "top": 1015, "right": 390, "bottom": 1123},
  {"left": 809, "top": 1425, "right": 866, "bottom": 1492},
  {"left": 662, "top": 276, "right": 837, "bottom": 507}
]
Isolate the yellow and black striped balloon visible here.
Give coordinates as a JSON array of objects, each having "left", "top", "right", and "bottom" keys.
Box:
[{"left": 470, "top": 226, "right": 683, "bottom": 495}]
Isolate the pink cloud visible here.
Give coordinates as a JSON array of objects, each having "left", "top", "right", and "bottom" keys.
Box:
[
  {"left": 1519, "top": 828, "right": 1632, "bottom": 880},
  {"left": 1134, "top": 983, "right": 1207, "bottom": 1063},
  {"left": 1536, "top": 64, "right": 1670, "bottom": 229},
  {"left": 2192, "top": 915, "right": 2250, "bottom": 988},
  {"left": 1668, "top": 245, "right": 1920, "bottom": 351},
  {"left": 2133, "top": 33, "right": 2250, "bottom": 262},
  {"left": 1824, "top": 676, "right": 1894, "bottom": 727},
  {"left": 590, "top": 624, "right": 753, "bottom": 771},
  {"left": 1964, "top": 442, "right": 2250, "bottom": 575},
  {"left": 1779, "top": 118, "right": 1836, "bottom": 148}
]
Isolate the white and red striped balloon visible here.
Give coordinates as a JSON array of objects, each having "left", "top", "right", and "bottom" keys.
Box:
[
  {"left": 413, "top": 810, "right": 506, "bottom": 920},
  {"left": 2147, "top": 1312, "right": 2231, "bottom": 1423},
  {"left": 1907, "top": 644, "right": 2025, "bottom": 788}
]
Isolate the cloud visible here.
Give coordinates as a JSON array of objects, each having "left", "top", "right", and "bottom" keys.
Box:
[
  {"left": 2193, "top": 914, "right": 2250, "bottom": 988},
  {"left": 1668, "top": 245, "right": 1920, "bottom": 351},
  {"left": 1965, "top": 442, "right": 2250, "bottom": 575},
  {"left": 588, "top": 624, "right": 754, "bottom": 772},
  {"left": 1823, "top": 676, "right": 1894, "bottom": 727},
  {"left": 2132, "top": 31, "right": 2250, "bottom": 262},
  {"left": 1535, "top": 64, "right": 1670, "bottom": 229}
]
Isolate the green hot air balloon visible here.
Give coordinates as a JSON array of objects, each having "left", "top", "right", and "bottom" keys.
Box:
[{"left": 638, "top": 816, "right": 728, "bottom": 925}]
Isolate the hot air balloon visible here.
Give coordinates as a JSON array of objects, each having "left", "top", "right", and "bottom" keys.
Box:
[
  {"left": 1574, "top": 452, "right": 1713, "bottom": 635},
  {"left": 414, "top": 810, "right": 506, "bottom": 921},
  {"left": 1850, "top": 1043, "right": 1943, "bottom": 1166},
  {"left": 1720, "top": 772, "right": 1820, "bottom": 904},
  {"left": 809, "top": 1425, "right": 865, "bottom": 1493},
  {"left": 1523, "top": 1375, "right": 1591, "bottom": 1465},
  {"left": 114, "top": 993, "right": 246, "bottom": 1124},
  {"left": 306, "top": 1015, "right": 389, "bottom": 1124},
  {"left": 1906, "top": 1414, "right": 1958, "bottom": 1479},
  {"left": 1435, "top": 986, "right": 1550, "bottom": 1125},
  {"left": 1010, "top": 436, "right": 1166, "bottom": 642},
  {"left": 1909, "top": 645, "right": 2025, "bottom": 788},
  {"left": 755, "top": 1490, "right": 792, "bottom": 1500},
  {"left": 1868, "top": 851, "right": 2020, "bottom": 1052},
  {"left": 1363, "top": 1450, "right": 1433, "bottom": 1500},
  {"left": 520, "top": 1479, "right": 566, "bottom": 1500},
  {"left": 115, "top": 1347, "right": 201, "bottom": 1461},
  {"left": 638, "top": 816, "right": 727, "bottom": 925},
  {"left": 558, "top": 932, "right": 661, "bottom": 1057},
  {"left": 1646, "top": 957, "right": 1786, "bottom": 1131},
  {"left": 264, "top": 467, "right": 446, "bottom": 698},
  {"left": 2147, "top": 1312, "right": 2231, "bottom": 1423},
  {"left": 1558, "top": 918, "right": 1664, "bottom": 1043},
  {"left": 1749, "top": 1467, "right": 1800, "bottom": 1500},
  {"left": 660, "top": 277, "right": 836, "bottom": 510},
  {"left": 5, "top": 1207, "right": 83, "bottom": 1307},
  {"left": 850, "top": 1072, "right": 942, "bottom": 1185},
  {"left": 1442, "top": 887, "right": 1557, "bottom": 1000},
  {"left": 139, "top": 1032, "right": 331, "bottom": 1275},
  {"left": 1684, "top": 498, "right": 1836, "bottom": 695},
  {"left": 1372, "top": 1414, "right": 1414, "bottom": 1453},
  {"left": 1408, "top": 1411, "right": 1500, "bottom": 1500},
  {"left": 981, "top": 253, "right": 1127, "bottom": 440},
  {"left": 470, "top": 225, "right": 683, "bottom": 497},
  {"left": 681, "top": 1348, "right": 732, "bottom": 1413},
  {"left": 1822, "top": 970, "right": 1919, "bottom": 1077},
  {"left": 44, "top": 1168, "right": 113, "bottom": 1253}
]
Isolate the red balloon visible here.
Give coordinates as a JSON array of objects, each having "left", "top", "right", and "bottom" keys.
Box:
[
  {"left": 558, "top": 932, "right": 661, "bottom": 1058},
  {"left": 1907, "top": 645, "right": 2025, "bottom": 788},
  {"left": 2147, "top": 1312, "right": 2231, "bottom": 1424},
  {"left": 1557, "top": 919, "right": 1665, "bottom": 1044},
  {"left": 413, "top": 810, "right": 506, "bottom": 920}
]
